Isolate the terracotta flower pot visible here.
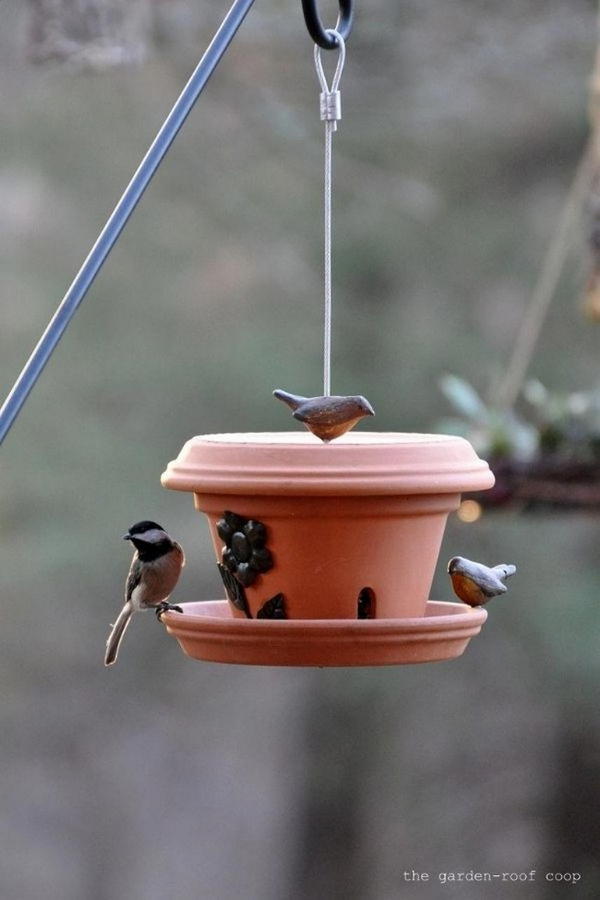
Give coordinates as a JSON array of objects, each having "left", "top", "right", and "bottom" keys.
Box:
[{"left": 161, "top": 432, "right": 494, "bottom": 622}]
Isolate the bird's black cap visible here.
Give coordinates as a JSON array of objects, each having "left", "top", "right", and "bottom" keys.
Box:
[{"left": 123, "top": 520, "right": 165, "bottom": 540}]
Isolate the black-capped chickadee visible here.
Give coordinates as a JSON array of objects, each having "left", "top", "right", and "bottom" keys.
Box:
[
  {"left": 447, "top": 556, "right": 516, "bottom": 607},
  {"left": 104, "top": 520, "right": 185, "bottom": 667}
]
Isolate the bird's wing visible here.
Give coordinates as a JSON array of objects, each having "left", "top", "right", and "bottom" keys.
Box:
[
  {"left": 294, "top": 397, "right": 350, "bottom": 423},
  {"left": 125, "top": 555, "right": 143, "bottom": 603},
  {"left": 464, "top": 561, "right": 508, "bottom": 596},
  {"left": 482, "top": 578, "right": 507, "bottom": 597}
]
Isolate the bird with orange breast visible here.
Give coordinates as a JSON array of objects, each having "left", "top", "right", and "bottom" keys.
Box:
[{"left": 448, "top": 556, "right": 516, "bottom": 607}]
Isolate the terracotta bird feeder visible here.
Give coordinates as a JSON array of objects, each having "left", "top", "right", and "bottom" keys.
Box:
[
  {"left": 0, "top": 0, "right": 506, "bottom": 672},
  {"left": 159, "top": 431, "right": 494, "bottom": 666},
  {"left": 153, "top": 4, "right": 497, "bottom": 667}
]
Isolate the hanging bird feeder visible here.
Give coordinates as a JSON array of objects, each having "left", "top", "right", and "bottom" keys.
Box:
[
  {"left": 160, "top": 432, "right": 493, "bottom": 666},
  {"left": 0, "top": 0, "right": 501, "bottom": 667},
  {"left": 155, "top": 0, "right": 495, "bottom": 666}
]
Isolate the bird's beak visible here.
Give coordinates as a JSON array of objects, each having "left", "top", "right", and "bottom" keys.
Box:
[{"left": 122, "top": 533, "right": 132, "bottom": 541}]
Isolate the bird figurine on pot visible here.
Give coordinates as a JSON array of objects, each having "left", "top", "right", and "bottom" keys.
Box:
[
  {"left": 105, "top": 520, "right": 185, "bottom": 666},
  {"left": 447, "top": 556, "right": 516, "bottom": 607},
  {"left": 273, "top": 388, "right": 375, "bottom": 442}
]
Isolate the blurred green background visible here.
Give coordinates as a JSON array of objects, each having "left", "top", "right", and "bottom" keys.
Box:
[{"left": 1, "top": 1, "right": 599, "bottom": 897}]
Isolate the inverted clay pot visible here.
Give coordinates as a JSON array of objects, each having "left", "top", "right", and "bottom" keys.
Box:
[{"left": 161, "top": 432, "right": 494, "bottom": 621}]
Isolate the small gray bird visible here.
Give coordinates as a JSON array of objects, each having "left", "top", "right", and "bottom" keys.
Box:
[
  {"left": 104, "top": 521, "right": 185, "bottom": 666},
  {"left": 447, "top": 556, "right": 516, "bottom": 607},
  {"left": 273, "top": 388, "right": 375, "bottom": 442}
]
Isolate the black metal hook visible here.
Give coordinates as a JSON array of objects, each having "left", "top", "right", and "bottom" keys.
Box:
[{"left": 301, "top": 0, "right": 354, "bottom": 49}]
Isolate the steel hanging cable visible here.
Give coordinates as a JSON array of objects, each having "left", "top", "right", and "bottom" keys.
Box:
[
  {"left": 314, "top": 31, "right": 346, "bottom": 396},
  {"left": 0, "top": 0, "right": 256, "bottom": 446},
  {"left": 323, "top": 113, "right": 335, "bottom": 396}
]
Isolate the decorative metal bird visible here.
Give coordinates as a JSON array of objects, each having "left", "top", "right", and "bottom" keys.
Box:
[
  {"left": 273, "top": 389, "right": 375, "bottom": 442},
  {"left": 447, "top": 556, "right": 516, "bottom": 607}
]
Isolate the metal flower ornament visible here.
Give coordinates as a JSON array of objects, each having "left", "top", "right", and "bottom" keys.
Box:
[
  {"left": 217, "top": 511, "right": 274, "bottom": 587},
  {"left": 216, "top": 513, "right": 287, "bottom": 621}
]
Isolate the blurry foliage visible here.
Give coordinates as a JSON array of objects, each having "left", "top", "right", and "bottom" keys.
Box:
[
  {"left": 524, "top": 377, "right": 600, "bottom": 459},
  {"left": 27, "top": 0, "right": 151, "bottom": 69},
  {"left": 438, "top": 373, "right": 600, "bottom": 463}
]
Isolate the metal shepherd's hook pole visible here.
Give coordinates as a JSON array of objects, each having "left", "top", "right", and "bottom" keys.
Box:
[{"left": 0, "top": 0, "right": 257, "bottom": 446}]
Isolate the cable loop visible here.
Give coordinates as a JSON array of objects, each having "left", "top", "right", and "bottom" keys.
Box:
[
  {"left": 301, "top": 0, "right": 354, "bottom": 49},
  {"left": 314, "top": 30, "right": 346, "bottom": 95}
]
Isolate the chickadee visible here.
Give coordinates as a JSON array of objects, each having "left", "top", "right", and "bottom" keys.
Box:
[
  {"left": 273, "top": 388, "right": 375, "bottom": 442},
  {"left": 104, "top": 520, "right": 185, "bottom": 667},
  {"left": 448, "top": 556, "right": 516, "bottom": 607}
]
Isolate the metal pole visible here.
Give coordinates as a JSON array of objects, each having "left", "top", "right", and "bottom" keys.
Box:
[{"left": 0, "top": 0, "right": 256, "bottom": 446}]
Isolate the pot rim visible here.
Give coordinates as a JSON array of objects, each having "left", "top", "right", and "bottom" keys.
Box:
[
  {"left": 163, "top": 599, "right": 487, "bottom": 631},
  {"left": 162, "top": 431, "right": 495, "bottom": 496}
]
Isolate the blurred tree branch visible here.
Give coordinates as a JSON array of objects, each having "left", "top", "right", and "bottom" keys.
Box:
[{"left": 26, "top": 0, "right": 152, "bottom": 69}]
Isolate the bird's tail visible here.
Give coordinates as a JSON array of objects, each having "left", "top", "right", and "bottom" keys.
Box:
[
  {"left": 273, "top": 389, "right": 304, "bottom": 411},
  {"left": 104, "top": 601, "right": 133, "bottom": 667},
  {"left": 493, "top": 564, "right": 516, "bottom": 580}
]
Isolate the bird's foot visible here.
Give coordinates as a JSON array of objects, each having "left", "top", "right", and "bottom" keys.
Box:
[{"left": 155, "top": 601, "right": 183, "bottom": 621}]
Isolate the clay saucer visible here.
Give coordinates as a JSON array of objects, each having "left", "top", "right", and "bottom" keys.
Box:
[{"left": 161, "top": 601, "right": 487, "bottom": 667}]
